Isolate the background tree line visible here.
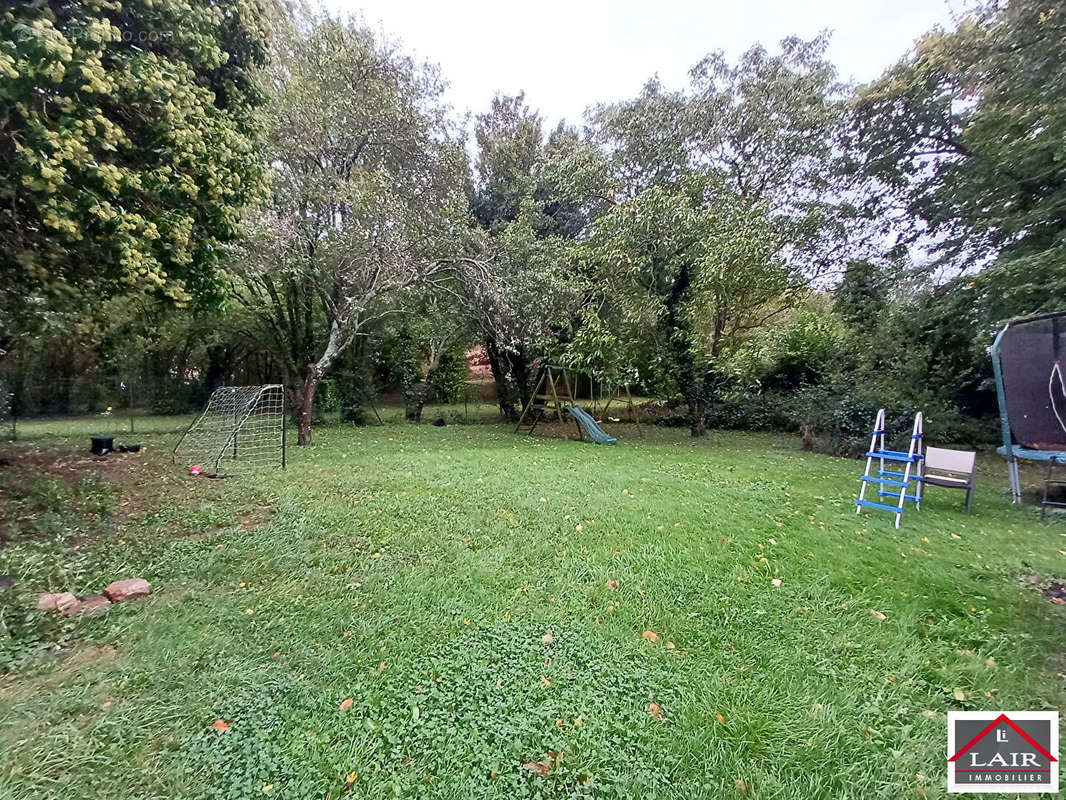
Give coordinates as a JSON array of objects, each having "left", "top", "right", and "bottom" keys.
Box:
[{"left": 1, "top": 0, "right": 1063, "bottom": 451}]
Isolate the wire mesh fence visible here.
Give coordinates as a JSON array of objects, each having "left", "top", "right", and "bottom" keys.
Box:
[{"left": 0, "top": 377, "right": 185, "bottom": 443}]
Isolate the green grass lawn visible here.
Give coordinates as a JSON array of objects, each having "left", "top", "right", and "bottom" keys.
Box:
[{"left": 1, "top": 421, "right": 1064, "bottom": 799}]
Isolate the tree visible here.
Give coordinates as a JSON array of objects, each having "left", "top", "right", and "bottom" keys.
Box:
[
  {"left": 834, "top": 260, "right": 892, "bottom": 330},
  {"left": 470, "top": 93, "right": 543, "bottom": 232},
  {"left": 590, "top": 36, "right": 849, "bottom": 276},
  {"left": 239, "top": 15, "right": 474, "bottom": 445},
  {"left": 0, "top": 0, "right": 272, "bottom": 358},
  {"left": 465, "top": 94, "right": 580, "bottom": 419},
  {"left": 689, "top": 35, "right": 850, "bottom": 275},
  {"left": 579, "top": 175, "right": 791, "bottom": 436},
  {"left": 378, "top": 292, "right": 471, "bottom": 423},
  {"left": 853, "top": 0, "right": 1066, "bottom": 307},
  {"left": 458, "top": 205, "right": 578, "bottom": 419},
  {"left": 588, "top": 79, "right": 692, "bottom": 196}
]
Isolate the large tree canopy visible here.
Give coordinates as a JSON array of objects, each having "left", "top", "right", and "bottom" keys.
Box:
[
  {"left": 0, "top": 0, "right": 272, "bottom": 356},
  {"left": 239, "top": 14, "right": 474, "bottom": 444},
  {"left": 463, "top": 94, "right": 583, "bottom": 419},
  {"left": 853, "top": 0, "right": 1066, "bottom": 310},
  {"left": 578, "top": 175, "right": 790, "bottom": 435},
  {"left": 590, "top": 35, "right": 849, "bottom": 277}
]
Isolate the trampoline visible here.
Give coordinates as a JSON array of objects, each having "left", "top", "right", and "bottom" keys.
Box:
[{"left": 989, "top": 311, "right": 1066, "bottom": 516}]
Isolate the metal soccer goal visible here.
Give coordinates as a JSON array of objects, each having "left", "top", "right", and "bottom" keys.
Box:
[{"left": 173, "top": 385, "right": 286, "bottom": 476}]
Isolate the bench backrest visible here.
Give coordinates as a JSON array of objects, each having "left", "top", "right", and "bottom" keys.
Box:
[{"left": 925, "top": 446, "right": 976, "bottom": 475}]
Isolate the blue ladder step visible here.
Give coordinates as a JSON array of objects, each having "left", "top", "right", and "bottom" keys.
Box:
[
  {"left": 856, "top": 499, "right": 905, "bottom": 514},
  {"left": 878, "top": 469, "right": 909, "bottom": 478},
  {"left": 861, "top": 476, "right": 911, "bottom": 488},
  {"left": 866, "top": 450, "right": 921, "bottom": 463},
  {"left": 877, "top": 470, "right": 925, "bottom": 482},
  {"left": 878, "top": 490, "right": 921, "bottom": 502}
]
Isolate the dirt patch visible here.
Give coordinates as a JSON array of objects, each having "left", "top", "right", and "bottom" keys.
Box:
[
  {"left": 0, "top": 644, "right": 119, "bottom": 702},
  {"left": 1045, "top": 582, "right": 1066, "bottom": 604},
  {"left": 1021, "top": 573, "right": 1066, "bottom": 605},
  {"left": 238, "top": 503, "right": 275, "bottom": 530},
  {"left": 0, "top": 444, "right": 234, "bottom": 547},
  {"left": 0, "top": 448, "right": 136, "bottom": 481}
]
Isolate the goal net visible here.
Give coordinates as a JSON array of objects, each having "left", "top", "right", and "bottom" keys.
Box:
[{"left": 173, "top": 385, "right": 285, "bottom": 475}]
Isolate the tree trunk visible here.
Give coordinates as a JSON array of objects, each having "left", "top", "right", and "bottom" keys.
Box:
[
  {"left": 294, "top": 364, "right": 323, "bottom": 446},
  {"left": 203, "top": 345, "right": 231, "bottom": 398},
  {"left": 405, "top": 381, "right": 429, "bottom": 422},
  {"left": 484, "top": 336, "right": 529, "bottom": 421},
  {"left": 687, "top": 396, "right": 706, "bottom": 437},
  {"left": 292, "top": 318, "right": 349, "bottom": 446},
  {"left": 664, "top": 260, "right": 706, "bottom": 437}
]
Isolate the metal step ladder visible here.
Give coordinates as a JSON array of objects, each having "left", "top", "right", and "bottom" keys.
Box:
[{"left": 855, "top": 408, "right": 924, "bottom": 528}]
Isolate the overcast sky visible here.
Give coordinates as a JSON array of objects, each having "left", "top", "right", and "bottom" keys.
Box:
[{"left": 324, "top": 0, "right": 964, "bottom": 129}]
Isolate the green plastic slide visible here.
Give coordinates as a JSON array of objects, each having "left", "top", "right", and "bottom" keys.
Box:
[{"left": 565, "top": 405, "right": 618, "bottom": 445}]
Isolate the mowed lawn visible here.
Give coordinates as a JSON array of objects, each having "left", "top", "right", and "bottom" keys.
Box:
[{"left": 1, "top": 421, "right": 1065, "bottom": 799}]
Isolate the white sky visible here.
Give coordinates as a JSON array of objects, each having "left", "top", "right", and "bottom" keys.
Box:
[{"left": 325, "top": 0, "right": 964, "bottom": 129}]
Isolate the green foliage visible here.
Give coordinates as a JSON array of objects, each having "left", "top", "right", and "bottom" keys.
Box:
[
  {"left": 471, "top": 93, "right": 543, "bottom": 232},
  {"left": 719, "top": 302, "right": 846, "bottom": 392},
  {"left": 592, "top": 35, "right": 848, "bottom": 274},
  {"left": 428, "top": 345, "right": 471, "bottom": 405},
  {"left": 578, "top": 174, "right": 790, "bottom": 433},
  {"left": 0, "top": 0, "right": 272, "bottom": 350},
  {"left": 854, "top": 0, "right": 1066, "bottom": 293}
]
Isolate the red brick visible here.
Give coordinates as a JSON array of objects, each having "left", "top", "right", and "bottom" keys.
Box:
[
  {"left": 38, "top": 592, "right": 78, "bottom": 612},
  {"left": 61, "top": 595, "right": 111, "bottom": 616},
  {"left": 103, "top": 578, "right": 151, "bottom": 603}
]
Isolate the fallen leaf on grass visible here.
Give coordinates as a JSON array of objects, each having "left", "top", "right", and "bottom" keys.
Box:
[
  {"left": 869, "top": 609, "right": 886, "bottom": 621},
  {"left": 606, "top": 579, "right": 619, "bottom": 590},
  {"left": 648, "top": 701, "right": 663, "bottom": 720},
  {"left": 771, "top": 578, "right": 782, "bottom": 587},
  {"left": 521, "top": 760, "right": 551, "bottom": 778},
  {"left": 540, "top": 674, "right": 551, "bottom": 688},
  {"left": 734, "top": 778, "right": 749, "bottom": 793},
  {"left": 212, "top": 719, "right": 230, "bottom": 733},
  {"left": 542, "top": 631, "right": 554, "bottom": 644},
  {"left": 642, "top": 630, "right": 659, "bottom": 643},
  {"left": 715, "top": 713, "right": 726, "bottom": 724},
  {"left": 345, "top": 773, "right": 358, "bottom": 785},
  {"left": 573, "top": 715, "right": 583, "bottom": 727},
  {"left": 339, "top": 697, "right": 354, "bottom": 710},
  {"left": 953, "top": 689, "right": 966, "bottom": 701}
]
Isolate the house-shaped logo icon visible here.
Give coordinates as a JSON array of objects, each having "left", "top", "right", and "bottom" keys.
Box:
[{"left": 948, "top": 711, "right": 1059, "bottom": 793}]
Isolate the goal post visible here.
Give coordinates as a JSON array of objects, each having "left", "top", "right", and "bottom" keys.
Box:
[{"left": 174, "top": 384, "right": 286, "bottom": 476}]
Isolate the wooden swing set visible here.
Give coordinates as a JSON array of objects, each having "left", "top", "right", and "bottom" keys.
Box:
[{"left": 514, "top": 365, "right": 643, "bottom": 440}]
